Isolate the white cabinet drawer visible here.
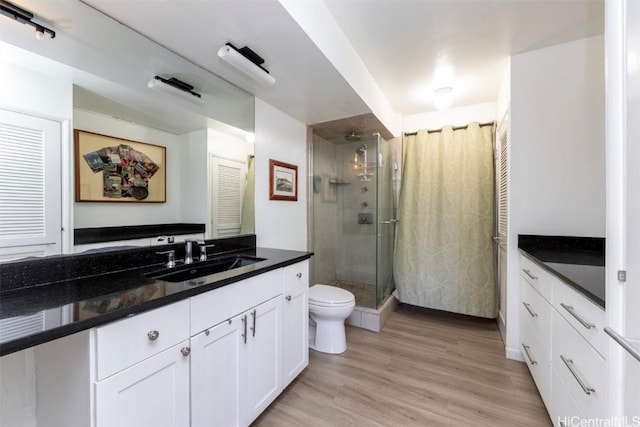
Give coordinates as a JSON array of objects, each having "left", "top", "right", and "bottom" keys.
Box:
[
  {"left": 553, "top": 280, "right": 606, "bottom": 357},
  {"left": 96, "top": 299, "right": 190, "bottom": 380},
  {"left": 521, "top": 318, "right": 551, "bottom": 407},
  {"left": 549, "top": 365, "right": 585, "bottom": 427},
  {"left": 520, "top": 255, "right": 553, "bottom": 301},
  {"left": 521, "top": 278, "right": 552, "bottom": 354},
  {"left": 190, "top": 268, "right": 283, "bottom": 335},
  {"left": 552, "top": 310, "right": 606, "bottom": 420},
  {"left": 284, "top": 260, "right": 309, "bottom": 295}
]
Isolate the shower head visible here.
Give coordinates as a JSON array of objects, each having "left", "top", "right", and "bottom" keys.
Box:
[
  {"left": 344, "top": 131, "right": 362, "bottom": 142},
  {"left": 355, "top": 144, "right": 368, "bottom": 154}
]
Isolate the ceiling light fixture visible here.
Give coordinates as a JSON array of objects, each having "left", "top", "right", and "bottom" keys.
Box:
[
  {"left": 218, "top": 43, "right": 276, "bottom": 88},
  {"left": 434, "top": 87, "right": 453, "bottom": 110},
  {"left": 148, "top": 76, "right": 205, "bottom": 104},
  {"left": 0, "top": 0, "right": 55, "bottom": 39}
]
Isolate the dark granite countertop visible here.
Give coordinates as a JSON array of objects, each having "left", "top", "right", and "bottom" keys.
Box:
[
  {"left": 518, "top": 235, "right": 605, "bottom": 308},
  {"left": 0, "top": 244, "right": 312, "bottom": 356}
]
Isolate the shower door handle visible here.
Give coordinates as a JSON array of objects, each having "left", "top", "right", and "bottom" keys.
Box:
[{"left": 379, "top": 219, "right": 398, "bottom": 224}]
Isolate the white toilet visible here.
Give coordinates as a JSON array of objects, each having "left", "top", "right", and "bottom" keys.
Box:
[{"left": 308, "top": 284, "right": 356, "bottom": 354}]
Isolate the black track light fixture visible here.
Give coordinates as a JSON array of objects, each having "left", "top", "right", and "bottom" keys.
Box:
[{"left": 0, "top": 0, "right": 55, "bottom": 39}]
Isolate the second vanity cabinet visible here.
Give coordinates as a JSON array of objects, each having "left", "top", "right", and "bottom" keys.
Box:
[
  {"left": 34, "top": 259, "right": 309, "bottom": 427},
  {"left": 519, "top": 254, "right": 605, "bottom": 426}
]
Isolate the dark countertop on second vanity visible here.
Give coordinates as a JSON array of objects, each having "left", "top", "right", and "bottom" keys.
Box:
[
  {"left": 518, "top": 235, "right": 605, "bottom": 308},
  {"left": 0, "top": 247, "right": 312, "bottom": 356}
]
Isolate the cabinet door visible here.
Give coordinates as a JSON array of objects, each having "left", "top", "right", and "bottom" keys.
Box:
[
  {"left": 191, "top": 314, "right": 248, "bottom": 427},
  {"left": 95, "top": 341, "right": 190, "bottom": 427},
  {"left": 283, "top": 261, "right": 309, "bottom": 388},
  {"left": 246, "top": 297, "right": 282, "bottom": 424}
]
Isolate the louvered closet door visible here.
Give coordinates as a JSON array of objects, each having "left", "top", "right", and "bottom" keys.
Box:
[
  {"left": 210, "top": 156, "right": 246, "bottom": 237},
  {"left": 496, "top": 116, "right": 509, "bottom": 325},
  {"left": 0, "top": 109, "right": 61, "bottom": 261}
]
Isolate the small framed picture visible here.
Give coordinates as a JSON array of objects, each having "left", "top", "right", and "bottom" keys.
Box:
[{"left": 269, "top": 159, "right": 298, "bottom": 201}]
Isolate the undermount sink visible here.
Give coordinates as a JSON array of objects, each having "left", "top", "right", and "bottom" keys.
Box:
[{"left": 147, "top": 255, "right": 266, "bottom": 283}]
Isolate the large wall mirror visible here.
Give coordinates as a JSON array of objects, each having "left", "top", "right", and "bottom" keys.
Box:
[{"left": 0, "top": 1, "right": 255, "bottom": 261}]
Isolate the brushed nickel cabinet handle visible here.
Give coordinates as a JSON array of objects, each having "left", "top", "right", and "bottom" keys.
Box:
[
  {"left": 560, "top": 355, "right": 595, "bottom": 395},
  {"left": 560, "top": 303, "right": 595, "bottom": 329},
  {"left": 522, "top": 269, "right": 537, "bottom": 280},
  {"left": 251, "top": 309, "right": 257, "bottom": 337},
  {"left": 605, "top": 327, "right": 640, "bottom": 362},
  {"left": 522, "top": 343, "right": 537, "bottom": 365},
  {"left": 147, "top": 330, "right": 159, "bottom": 341},
  {"left": 285, "top": 295, "right": 292, "bottom": 301},
  {"left": 180, "top": 347, "right": 191, "bottom": 357},
  {"left": 241, "top": 315, "right": 247, "bottom": 344},
  {"left": 296, "top": 272, "right": 302, "bottom": 278},
  {"left": 522, "top": 302, "right": 538, "bottom": 318}
]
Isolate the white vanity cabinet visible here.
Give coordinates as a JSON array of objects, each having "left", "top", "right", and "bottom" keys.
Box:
[
  {"left": 190, "top": 268, "right": 284, "bottom": 426},
  {"left": 282, "top": 260, "right": 309, "bottom": 387},
  {"left": 32, "top": 258, "right": 311, "bottom": 427},
  {"left": 35, "top": 299, "right": 192, "bottom": 427},
  {"left": 95, "top": 341, "right": 191, "bottom": 427},
  {"left": 519, "top": 254, "right": 606, "bottom": 426},
  {"left": 190, "top": 296, "right": 282, "bottom": 426}
]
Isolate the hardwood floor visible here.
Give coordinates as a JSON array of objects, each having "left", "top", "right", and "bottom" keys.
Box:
[{"left": 253, "top": 304, "right": 552, "bottom": 427}]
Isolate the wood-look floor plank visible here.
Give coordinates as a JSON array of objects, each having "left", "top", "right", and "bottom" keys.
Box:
[{"left": 253, "top": 304, "right": 552, "bottom": 427}]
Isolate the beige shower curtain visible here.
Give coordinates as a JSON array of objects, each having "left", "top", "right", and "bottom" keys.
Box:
[{"left": 393, "top": 122, "right": 497, "bottom": 318}]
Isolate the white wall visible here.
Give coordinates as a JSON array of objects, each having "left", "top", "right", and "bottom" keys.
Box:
[
  {"left": 504, "top": 35, "right": 605, "bottom": 357},
  {"left": 73, "top": 109, "right": 186, "bottom": 229},
  {"left": 254, "top": 98, "right": 308, "bottom": 251},
  {"left": 402, "top": 101, "right": 497, "bottom": 132}
]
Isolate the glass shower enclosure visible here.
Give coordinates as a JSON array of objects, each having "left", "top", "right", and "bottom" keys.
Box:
[{"left": 311, "top": 133, "right": 395, "bottom": 309}]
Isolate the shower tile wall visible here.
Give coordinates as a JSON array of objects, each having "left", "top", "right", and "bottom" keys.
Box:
[
  {"left": 312, "top": 137, "right": 338, "bottom": 285},
  {"left": 335, "top": 141, "right": 376, "bottom": 286}
]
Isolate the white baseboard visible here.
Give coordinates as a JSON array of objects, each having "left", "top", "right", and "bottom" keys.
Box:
[{"left": 506, "top": 346, "right": 524, "bottom": 362}]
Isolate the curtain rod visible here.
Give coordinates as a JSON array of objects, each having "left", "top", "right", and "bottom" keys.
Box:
[{"left": 403, "top": 121, "right": 495, "bottom": 136}]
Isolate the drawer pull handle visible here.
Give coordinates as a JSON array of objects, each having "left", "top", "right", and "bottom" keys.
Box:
[
  {"left": 181, "top": 347, "right": 191, "bottom": 357},
  {"left": 522, "top": 302, "right": 538, "bottom": 318},
  {"left": 522, "top": 269, "right": 537, "bottom": 280},
  {"left": 147, "top": 330, "right": 160, "bottom": 341},
  {"left": 604, "top": 327, "right": 640, "bottom": 362},
  {"left": 522, "top": 343, "right": 537, "bottom": 365},
  {"left": 250, "top": 309, "right": 257, "bottom": 337},
  {"left": 242, "top": 315, "right": 247, "bottom": 344},
  {"left": 285, "top": 295, "right": 292, "bottom": 301},
  {"left": 560, "top": 355, "right": 595, "bottom": 395},
  {"left": 560, "top": 303, "right": 595, "bottom": 329},
  {"left": 296, "top": 272, "right": 302, "bottom": 278}
]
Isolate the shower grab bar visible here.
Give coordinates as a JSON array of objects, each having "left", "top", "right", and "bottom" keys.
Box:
[
  {"left": 379, "top": 219, "right": 398, "bottom": 224},
  {"left": 604, "top": 327, "right": 640, "bottom": 362}
]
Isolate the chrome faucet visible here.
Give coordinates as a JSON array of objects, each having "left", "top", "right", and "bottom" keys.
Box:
[{"left": 184, "top": 239, "right": 199, "bottom": 264}]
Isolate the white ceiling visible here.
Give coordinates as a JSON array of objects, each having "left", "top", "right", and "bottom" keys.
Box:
[{"left": 10, "top": 0, "right": 604, "bottom": 133}]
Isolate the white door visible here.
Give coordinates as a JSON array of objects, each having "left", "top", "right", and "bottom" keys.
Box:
[
  {"left": 246, "top": 297, "right": 282, "bottom": 424},
  {"left": 606, "top": 0, "right": 640, "bottom": 420},
  {"left": 282, "top": 261, "right": 309, "bottom": 388},
  {"left": 210, "top": 156, "right": 246, "bottom": 238},
  {"left": 0, "top": 109, "right": 62, "bottom": 261},
  {"left": 95, "top": 341, "right": 190, "bottom": 427},
  {"left": 622, "top": 0, "right": 640, "bottom": 416},
  {"left": 190, "top": 314, "right": 247, "bottom": 427}
]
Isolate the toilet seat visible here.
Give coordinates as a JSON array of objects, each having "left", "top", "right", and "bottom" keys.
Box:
[{"left": 309, "top": 284, "right": 355, "bottom": 306}]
